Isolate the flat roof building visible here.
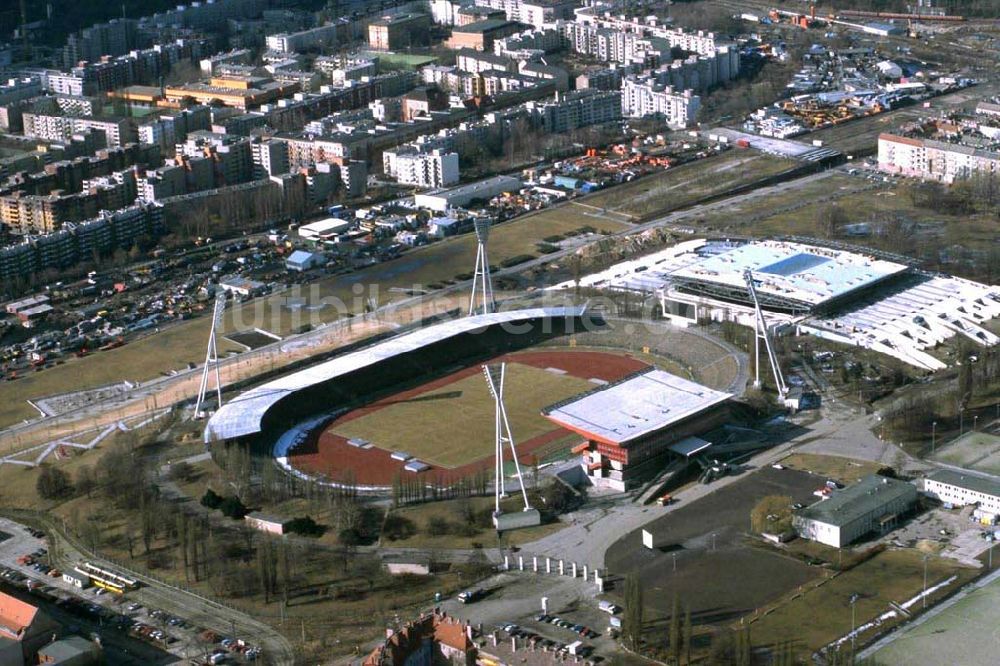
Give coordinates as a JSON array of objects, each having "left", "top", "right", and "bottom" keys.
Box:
[
  {"left": 793, "top": 475, "right": 917, "bottom": 548},
  {"left": 446, "top": 19, "right": 522, "bottom": 52},
  {"left": 414, "top": 175, "right": 521, "bottom": 212},
  {"left": 544, "top": 368, "right": 732, "bottom": 491},
  {"left": 923, "top": 469, "right": 1000, "bottom": 516}
]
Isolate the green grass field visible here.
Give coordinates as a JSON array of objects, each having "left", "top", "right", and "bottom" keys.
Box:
[
  {"left": 750, "top": 550, "right": 975, "bottom": 653},
  {"left": 872, "top": 566, "right": 1000, "bottom": 665},
  {"left": 930, "top": 432, "right": 1000, "bottom": 475},
  {"left": 330, "top": 363, "right": 594, "bottom": 468}
]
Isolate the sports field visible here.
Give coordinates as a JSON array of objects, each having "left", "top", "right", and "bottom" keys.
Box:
[
  {"left": 288, "top": 349, "right": 650, "bottom": 485},
  {"left": 331, "top": 363, "right": 594, "bottom": 467},
  {"left": 871, "top": 568, "right": 1000, "bottom": 665},
  {"left": 930, "top": 431, "right": 1000, "bottom": 475}
]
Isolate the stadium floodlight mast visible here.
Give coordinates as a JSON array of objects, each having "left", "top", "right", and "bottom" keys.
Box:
[
  {"left": 483, "top": 363, "right": 531, "bottom": 522},
  {"left": 743, "top": 269, "right": 788, "bottom": 400},
  {"left": 469, "top": 218, "right": 496, "bottom": 316},
  {"left": 194, "top": 291, "right": 227, "bottom": 419}
]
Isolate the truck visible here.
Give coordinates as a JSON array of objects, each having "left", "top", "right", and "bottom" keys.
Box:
[
  {"left": 656, "top": 494, "right": 675, "bottom": 506},
  {"left": 458, "top": 589, "right": 484, "bottom": 604}
]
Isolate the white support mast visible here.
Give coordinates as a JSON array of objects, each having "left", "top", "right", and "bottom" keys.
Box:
[
  {"left": 483, "top": 363, "right": 531, "bottom": 520},
  {"left": 469, "top": 218, "right": 496, "bottom": 316},
  {"left": 743, "top": 269, "right": 788, "bottom": 398},
  {"left": 195, "top": 291, "right": 227, "bottom": 418}
]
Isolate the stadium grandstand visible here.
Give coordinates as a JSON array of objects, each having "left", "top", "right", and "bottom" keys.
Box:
[
  {"left": 544, "top": 368, "right": 732, "bottom": 491},
  {"left": 205, "top": 306, "right": 590, "bottom": 446}
]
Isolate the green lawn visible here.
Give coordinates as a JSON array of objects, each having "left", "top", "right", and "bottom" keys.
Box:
[
  {"left": 750, "top": 550, "right": 975, "bottom": 653},
  {"left": 331, "top": 363, "right": 594, "bottom": 468}
]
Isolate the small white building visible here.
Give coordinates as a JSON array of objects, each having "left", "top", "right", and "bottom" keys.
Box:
[
  {"left": 245, "top": 512, "right": 290, "bottom": 535},
  {"left": 285, "top": 250, "right": 324, "bottom": 272}
]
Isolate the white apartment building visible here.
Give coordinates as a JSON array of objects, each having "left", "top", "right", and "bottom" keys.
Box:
[
  {"left": 251, "top": 138, "right": 290, "bottom": 178},
  {"left": 878, "top": 133, "right": 1000, "bottom": 183},
  {"left": 923, "top": 469, "right": 1000, "bottom": 516},
  {"left": 265, "top": 24, "right": 338, "bottom": 53},
  {"left": 524, "top": 89, "right": 621, "bottom": 133},
  {"left": 621, "top": 77, "right": 700, "bottom": 129},
  {"left": 384, "top": 148, "right": 460, "bottom": 188},
  {"left": 22, "top": 113, "right": 135, "bottom": 148}
]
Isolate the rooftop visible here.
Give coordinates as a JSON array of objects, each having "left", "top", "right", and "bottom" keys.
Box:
[
  {"left": 542, "top": 368, "right": 731, "bottom": 446},
  {"left": 0, "top": 592, "right": 38, "bottom": 640},
  {"left": 454, "top": 19, "right": 519, "bottom": 33},
  {"left": 206, "top": 306, "right": 586, "bottom": 441},
  {"left": 926, "top": 469, "right": 1000, "bottom": 498},
  {"left": 669, "top": 239, "right": 908, "bottom": 310},
  {"left": 796, "top": 475, "right": 915, "bottom": 527}
]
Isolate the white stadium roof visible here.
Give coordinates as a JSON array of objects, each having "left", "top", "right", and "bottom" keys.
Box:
[
  {"left": 668, "top": 240, "right": 908, "bottom": 309},
  {"left": 543, "top": 368, "right": 731, "bottom": 446},
  {"left": 205, "top": 306, "right": 586, "bottom": 442}
]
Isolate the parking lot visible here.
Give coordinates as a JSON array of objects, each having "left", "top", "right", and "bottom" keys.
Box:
[
  {"left": 437, "top": 572, "right": 619, "bottom": 664},
  {"left": 0, "top": 517, "right": 261, "bottom": 664}
]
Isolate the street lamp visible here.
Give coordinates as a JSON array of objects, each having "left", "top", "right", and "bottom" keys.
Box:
[
  {"left": 975, "top": 415, "right": 979, "bottom": 432},
  {"left": 849, "top": 593, "right": 859, "bottom": 653},
  {"left": 672, "top": 552, "right": 677, "bottom": 572},
  {"left": 932, "top": 421, "right": 937, "bottom": 454},
  {"left": 923, "top": 555, "right": 929, "bottom": 610},
  {"left": 711, "top": 533, "right": 717, "bottom": 552}
]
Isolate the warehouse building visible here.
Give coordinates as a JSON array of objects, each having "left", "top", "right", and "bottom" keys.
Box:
[
  {"left": 793, "top": 475, "right": 917, "bottom": 548},
  {"left": 923, "top": 469, "right": 1000, "bottom": 518},
  {"left": 414, "top": 175, "right": 521, "bottom": 212},
  {"left": 543, "top": 368, "right": 732, "bottom": 491}
]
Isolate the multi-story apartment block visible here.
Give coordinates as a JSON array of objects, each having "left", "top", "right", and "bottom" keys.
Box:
[
  {"left": 266, "top": 24, "right": 338, "bottom": 53},
  {"left": 22, "top": 113, "right": 137, "bottom": 148},
  {"left": 251, "top": 138, "right": 290, "bottom": 178},
  {"left": 383, "top": 148, "right": 460, "bottom": 188},
  {"left": 523, "top": 89, "right": 622, "bottom": 133},
  {"left": 368, "top": 14, "right": 432, "bottom": 51},
  {"left": 621, "top": 76, "right": 700, "bottom": 129},
  {"left": 878, "top": 133, "right": 1000, "bottom": 183}
]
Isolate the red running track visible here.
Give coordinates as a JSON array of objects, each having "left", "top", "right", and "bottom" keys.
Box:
[{"left": 287, "top": 349, "right": 648, "bottom": 487}]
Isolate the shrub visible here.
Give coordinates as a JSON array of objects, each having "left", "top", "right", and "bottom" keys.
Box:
[
  {"left": 543, "top": 234, "right": 565, "bottom": 243},
  {"left": 536, "top": 243, "right": 560, "bottom": 254},
  {"left": 200, "top": 489, "right": 223, "bottom": 509},
  {"left": 286, "top": 516, "right": 326, "bottom": 537},
  {"left": 219, "top": 495, "right": 248, "bottom": 520},
  {"left": 36, "top": 466, "right": 73, "bottom": 500},
  {"left": 427, "top": 516, "right": 451, "bottom": 536},
  {"left": 500, "top": 254, "right": 535, "bottom": 268},
  {"left": 339, "top": 528, "right": 362, "bottom": 546},
  {"left": 383, "top": 514, "right": 417, "bottom": 541}
]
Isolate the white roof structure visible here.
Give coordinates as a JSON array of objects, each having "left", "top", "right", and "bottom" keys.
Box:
[
  {"left": 205, "top": 306, "right": 586, "bottom": 442},
  {"left": 543, "top": 368, "right": 731, "bottom": 446},
  {"left": 804, "top": 275, "right": 1000, "bottom": 371},
  {"left": 668, "top": 240, "right": 908, "bottom": 311},
  {"left": 299, "top": 217, "right": 352, "bottom": 240}
]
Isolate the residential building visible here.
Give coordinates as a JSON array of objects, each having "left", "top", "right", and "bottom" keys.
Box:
[
  {"left": 621, "top": 77, "right": 700, "bottom": 129},
  {"left": 447, "top": 19, "right": 523, "bottom": 52},
  {"left": 878, "top": 133, "right": 1000, "bottom": 183},
  {"left": 251, "top": 138, "right": 290, "bottom": 178},
  {"left": 22, "top": 113, "right": 137, "bottom": 149},
  {"left": 363, "top": 610, "right": 475, "bottom": 666},
  {"left": 368, "top": 13, "right": 432, "bottom": 51},
  {"left": 265, "top": 24, "right": 338, "bottom": 53},
  {"left": 339, "top": 160, "right": 368, "bottom": 198},
  {"left": 524, "top": 89, "right": 621, "bottom": 133},
  {"left": 793, "top": 475, "right": 918, "bottom": 548},
  {"left": 384, "top": 148, "right": 460, "bottom": 188}
]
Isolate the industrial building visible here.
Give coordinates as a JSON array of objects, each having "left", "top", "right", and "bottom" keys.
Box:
[
  {"left": 414, "top": 175, "right": 521, "bottom": 212},
  {"left": 793, "top": 475, "right": 917, "bottom": 548},
  {"left": 543, "top": 368, "right": 732, "bottom": 491},
  {"left": 923, "top": 470, "right": 1000, "bottom": 520}
]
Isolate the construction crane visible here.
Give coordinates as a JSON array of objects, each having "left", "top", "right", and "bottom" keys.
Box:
[{"left": 743, "top": 269, "right": 788, "bottom": 400}]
